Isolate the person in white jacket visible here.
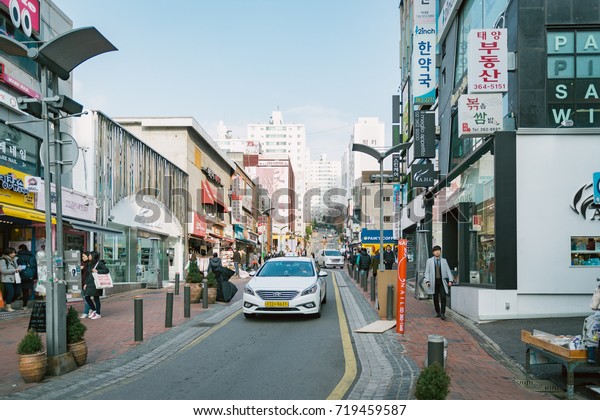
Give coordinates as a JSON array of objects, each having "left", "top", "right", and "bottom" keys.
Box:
[{"left": 423, "top": 245, "right": 454, "bottom": 320}]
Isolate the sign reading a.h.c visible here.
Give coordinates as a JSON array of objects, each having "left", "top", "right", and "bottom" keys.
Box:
[{"left": 594, "top": 172, "right": 600, "bottom": 204}]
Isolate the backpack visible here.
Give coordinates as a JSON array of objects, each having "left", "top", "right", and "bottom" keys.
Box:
[{"left": 18, "top": 255, "right": 36, "bottom": 280}]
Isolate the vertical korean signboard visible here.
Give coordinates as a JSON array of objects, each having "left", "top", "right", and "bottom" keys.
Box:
[
  {"left": 396, "top": 238, "right": 408, "bottom": 334},
  {"left": 412, "top": 0, "right": 437, "bottom": 105},
  {"left": 468, "top": 29, "right": 508, "bottom": 93}
]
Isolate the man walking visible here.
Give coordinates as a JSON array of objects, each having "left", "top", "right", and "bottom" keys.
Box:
[
  {"left": 383, "top": 245, "right": 395, "bottom": 270},
  {"left": 232, "top": 248, "right": 241, "bottom": 277},
  {"left": 358, "top": 248, "right": 371, "bottom": 285},
  {"left": 424, "top": 245, "right": 454, "bottom": 320}
]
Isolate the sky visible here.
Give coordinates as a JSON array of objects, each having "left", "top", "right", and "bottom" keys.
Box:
[{"left": 52, "top": 0, "right": 401, "bottom": 161}]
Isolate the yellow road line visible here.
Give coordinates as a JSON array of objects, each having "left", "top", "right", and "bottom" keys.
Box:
[
  {"left": 327, "top": 272, "right": 358, "bottom": 400},
  {"left": 178, "top": 308, "right": 242, "bottom": 353}
]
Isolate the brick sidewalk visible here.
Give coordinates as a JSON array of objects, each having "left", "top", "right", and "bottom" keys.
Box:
[
  {"left": 348, "top": 273, "right": 554, "bottom": 400},
  {"left": 0, "top": 283, "right": 220, "bottom": 398}
]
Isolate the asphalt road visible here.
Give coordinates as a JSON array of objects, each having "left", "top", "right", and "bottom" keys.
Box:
[{"left": 85, "top": 275, "right": 346, "bottom": 400}]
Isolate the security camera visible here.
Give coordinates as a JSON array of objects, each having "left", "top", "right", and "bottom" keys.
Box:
[{"left": 108, "top": 215, "right": 115, "bottom": 222}]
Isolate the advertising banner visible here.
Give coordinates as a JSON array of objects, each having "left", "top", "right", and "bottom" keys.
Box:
[
  {"left": 458, "top": 93, "right": 503, "bottom": 138},
  {"left": 411, "top": 163, "right": 436, "bottom": 188},
  {"left": 413, "top": 110, "right": 436, "bottom": 160},
  {"left": 396, "top": 238, "right": 408, "bottom": 334},
  {"left": 412, "top": 0, "right": 437, "bottom": 105},
  {"left": 468, "top": 29, "right": 508, "bottom": 93}
]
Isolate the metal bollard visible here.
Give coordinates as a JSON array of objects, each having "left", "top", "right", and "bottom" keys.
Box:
[
  {"left": 427, "top": 334, "right": 445, "bottom": 368},
  {"left": 165, "top": 291, "right": 173, "bottom": 327},
  {"left": 174, "top": 272, "right": 180, "bottom": 295},
  {"left": 202, "top": 279, "right": 208, "bottom": 309},
  {"left": 184, "top": 284, "right": 190, "bottom": 318},
  {"left": 134, "top": 296, "right": 143, "bottom": 342},
  {"left": 371, "top": 275, "right": 376, "bottom": 301},
  {"left": 363, "top": 273, "right": 368, "bottom": 291},
  {"left": 386, "top": 284, "right": 394, "bottom": 320}
]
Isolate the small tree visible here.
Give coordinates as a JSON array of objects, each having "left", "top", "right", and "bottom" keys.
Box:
[
  {"left": 205, "top": 271, "right": 217, "bottom": 288},
  {"left": 414, "top": 362, "right": 450, "bottom": 400},
  {"left": 66, "top": 306, "right": 87, "bottom": 344},
  {"left": 186, "top": 260, "right": 203, "bottom": 283},
  {"left": 17, "top": 329, "right": 44, "bottom": 355}
]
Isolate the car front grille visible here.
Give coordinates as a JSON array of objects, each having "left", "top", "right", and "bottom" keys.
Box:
[{"left": 257, "top": 290, "right": 299, "bottom": 301}]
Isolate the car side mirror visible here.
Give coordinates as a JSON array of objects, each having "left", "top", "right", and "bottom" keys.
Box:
[{"left": 318, "top": 270, "right": 328, "bottom": 277}]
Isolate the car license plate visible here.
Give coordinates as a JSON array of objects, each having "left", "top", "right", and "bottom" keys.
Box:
[{"left": 265, "top": 301, "right": 289, "bottom": 307}]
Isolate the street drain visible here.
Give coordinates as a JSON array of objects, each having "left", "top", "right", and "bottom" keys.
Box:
[
  {"left": 515, "top": 379, "right": 562, "bottom": 392},
  {"left": 193, "top": 322, "right": 217, "bottom": 328}
]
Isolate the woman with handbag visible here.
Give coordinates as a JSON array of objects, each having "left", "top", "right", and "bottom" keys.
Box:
[
  {"left": 83, "top": 251, "right": 109, "bottom": 320},
  {"left": 0, "top": 247, "right": 23, "bottom": 312}
]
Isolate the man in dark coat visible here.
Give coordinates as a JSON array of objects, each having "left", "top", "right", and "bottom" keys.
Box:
[
  {"left": 208, "top": 253, "right": 238, "bottom": 302},
  {"left": 383, "top": 245, "right": 395, "bottom": 270},
  {"left": 17, "top": 244, "right": 37, "bottom": 310},
  {"left": 358, "top": 248, "right": 371, "bottom": 284}
]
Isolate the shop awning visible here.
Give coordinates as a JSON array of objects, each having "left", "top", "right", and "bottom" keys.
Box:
[
  {"left": 201, "top": 180, "right": 215, "bottom": 205},
  {"left": 0, "top": 204, "right": 55, "bottom": 224},
  {"left": 63, "top": 217, "right": 123, "bottom": 235}
]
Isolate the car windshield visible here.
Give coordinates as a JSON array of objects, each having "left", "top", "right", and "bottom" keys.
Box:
[
  {"left": 325, "top": 250, "right": 342, "bottom": 256},
  {"left": 257, "top": 261, "right": 315, "bottom": 277}
]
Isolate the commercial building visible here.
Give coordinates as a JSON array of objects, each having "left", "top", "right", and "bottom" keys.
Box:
[
  {"left": 308, "top": 153, "right": 341, "bottom": 223},
  {"left": 399, "top": 0, "right": 600, "bottom": 320}
]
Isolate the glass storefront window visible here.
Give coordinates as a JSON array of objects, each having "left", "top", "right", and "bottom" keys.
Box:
[
  {"left": 571, "top": 236, "right": 600, "bottom": 266},
  {"left": 103, "top": 234, "right": 127, "bottom": 283}
]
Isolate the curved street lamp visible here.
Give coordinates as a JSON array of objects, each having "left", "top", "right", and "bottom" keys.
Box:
[
  {"left": 352, "top": 142, "right": 412, "bottom": 271},
  {"left": 0, "top": 27, "right": 116, "bottom": 370}
]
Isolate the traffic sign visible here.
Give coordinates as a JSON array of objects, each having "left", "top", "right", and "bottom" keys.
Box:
[{"left": 40, "top": 132, "right": 79, "bottom": 175}]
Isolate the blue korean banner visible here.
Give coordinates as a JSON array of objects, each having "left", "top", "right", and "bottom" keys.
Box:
[
  {"left": 361, "top": 229, "right": 395, "bottom": 244},
  {"left": 594, "top": 172, "right": 600, "bottom": 204}
]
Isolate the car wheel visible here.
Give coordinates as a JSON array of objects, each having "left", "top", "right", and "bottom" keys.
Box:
[
  {"left": 322, "top": 291, "right": 327, "bottom": 304},
  {"left": 244, "top": 313, "right": 255, "bottom": 319},
  {"left": 312, "top": 304, "right": 322, "bottom": 318}
]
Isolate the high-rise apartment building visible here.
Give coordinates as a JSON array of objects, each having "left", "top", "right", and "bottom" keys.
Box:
[
  {"left": 309, "top": 154, "right": 341, "bottom": 223},
  {"left": 247, "top": 111, "right": 309, "bottom": 234}
]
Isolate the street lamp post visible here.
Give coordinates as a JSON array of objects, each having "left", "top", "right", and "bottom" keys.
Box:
[
  {"left": 352, "top": 142, "right": 411, "bottom": 271},
  {"left": 260, "top": 207, "right": 274, "bottom": 257},
  {"left": 278, "top": 225, "right": 289, "bottom": 253},
  {"left": 0, "top": 28, "right": 116, "bottom": 374}
]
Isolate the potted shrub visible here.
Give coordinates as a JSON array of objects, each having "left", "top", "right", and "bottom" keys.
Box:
[
  {"left": 205, "top": 271, "right": 218, "bottom": 304},
  {"left": 17, "top": 329, "right": 47, "bottom": 383},
  {"left": 414, "top": 362, "right": 451, "bottom": 400},
  {"left": 66, "top": 306, "right": 88, "bottom": 366},
  {"left": 186, "top": 261, "right": 203, "bottom": 303}
]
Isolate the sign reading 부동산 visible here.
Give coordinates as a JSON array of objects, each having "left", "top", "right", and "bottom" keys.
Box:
[
  {"left": 468, "top": 29, "right": 508, "bottom": 93},
  {"left": 412, "top": 0, "right": 437, "bottom": 105}
]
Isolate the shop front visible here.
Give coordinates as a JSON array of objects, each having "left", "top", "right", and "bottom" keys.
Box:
[
  {"left": 106, "top": 195, "right": 184, "bottom": 285},
  {"left": 435, "top": 131, "right": 600, "bottom": 321}
]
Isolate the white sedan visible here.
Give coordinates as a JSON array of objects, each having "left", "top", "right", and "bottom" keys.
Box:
[
  {"left": 316, "top": 249, "right": 344, "bottom": 269},
  {"left": 243, "top": 257, "right": 327, "bottom": 319}
]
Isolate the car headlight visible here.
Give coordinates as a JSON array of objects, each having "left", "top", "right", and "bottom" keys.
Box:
[
  {"left": 301, "top": 283, "right": 318, "bottom": 296},
  {"left": 244, "top": 284, "right": 255, "bottom": 296}
]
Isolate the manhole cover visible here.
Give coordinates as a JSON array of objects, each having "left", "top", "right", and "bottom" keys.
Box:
[{"left": 515, "top": 379, "right": 562, "bottom": 392}]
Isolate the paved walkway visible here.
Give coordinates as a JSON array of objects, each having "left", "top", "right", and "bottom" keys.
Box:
[{"left": 0, "top": 269, "right": 569, "bottom": 400}]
